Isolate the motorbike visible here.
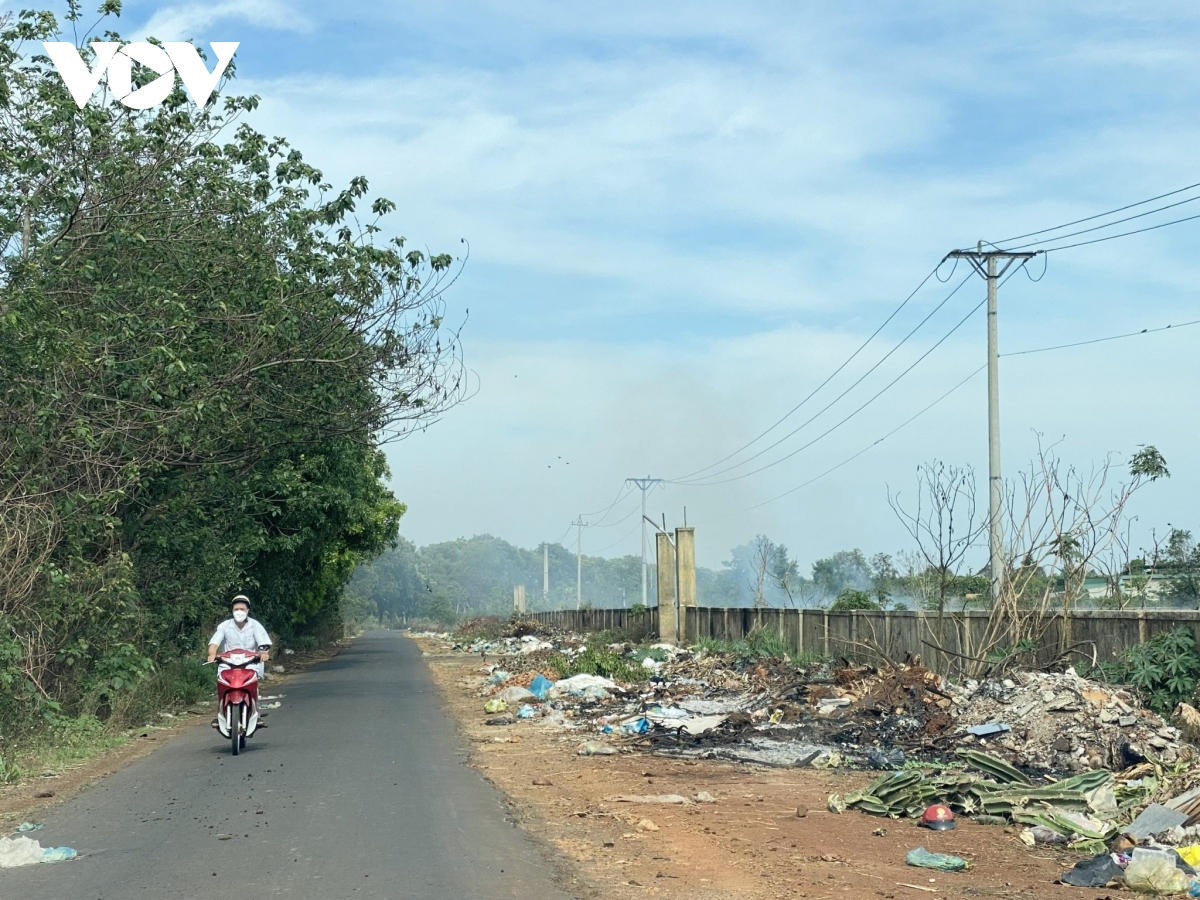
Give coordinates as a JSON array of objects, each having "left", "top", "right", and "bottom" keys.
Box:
[{"left": 208, "top": 646, "right": 270, "bottom": 755}]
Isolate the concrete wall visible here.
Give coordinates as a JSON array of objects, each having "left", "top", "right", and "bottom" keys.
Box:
[{"left": 531, "top": 606, "right": 1200, "bottom": 678}]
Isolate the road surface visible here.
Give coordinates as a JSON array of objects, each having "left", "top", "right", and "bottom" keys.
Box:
[{"left": 1, "top": 631, "right": 576, "bottom": 899}]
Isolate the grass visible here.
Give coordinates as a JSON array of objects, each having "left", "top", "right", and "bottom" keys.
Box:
[
  {"left": 546, "top": 632, "right": 657, "bottom": 683},
  {"left": 0, "top": 655, "right": 217, "bottom": 787},
  {"left": 695, "top": 627, "right": 826, "bottom": 667}
]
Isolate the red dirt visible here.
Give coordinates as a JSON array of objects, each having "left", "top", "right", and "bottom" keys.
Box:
[{"left": 417, "top": 637, "right": 1138, "bottom": 900}]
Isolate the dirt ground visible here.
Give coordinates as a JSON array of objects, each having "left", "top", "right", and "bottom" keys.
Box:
[
  {"left": 0, "top": 641, "right": 347, "bottom": 830},
  {"left": 416, "top": 637, "right": 1139, "bottom": 900}
]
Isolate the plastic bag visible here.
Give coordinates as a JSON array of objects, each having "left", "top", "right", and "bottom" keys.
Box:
[
  {"left": 484, "top": 698, "right": 507, "bottom": 714},
  {"left": 529, "top": 674, "right": 554, "bottom": 699},
  {"left": 42, "top": 847, "right": 76, "bottom": 863},
  {"left": 1181, "top": 845, "right": 1200, "bottom": 868},
  {"left": 1125, "top": 847, "right": 1191, "bottom": 894},
  {"left": 0, "top": 837, "right": 46, "bottom": 868},
  {"left": 1061, "top": 853, "right": 1121, "bottom": 888},
  {"left": 905, "top": 848, "right": 967, "bottom": 872},
  {"left": 497, "top": 686, "right": 535, "bottom": 704}
]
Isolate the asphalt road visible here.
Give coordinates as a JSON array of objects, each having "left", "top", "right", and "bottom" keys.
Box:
[{"left": 1, "top": 631, "right": 576, "bottom": 899}]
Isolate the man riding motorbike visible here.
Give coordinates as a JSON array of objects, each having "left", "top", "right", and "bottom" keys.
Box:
[{"left": 207, "top": 595, "right": 272, "bottom": 726}]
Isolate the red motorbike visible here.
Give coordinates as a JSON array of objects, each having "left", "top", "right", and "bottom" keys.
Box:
[{"left": 208, "top": 647, "right": 268, "bottom": 755}]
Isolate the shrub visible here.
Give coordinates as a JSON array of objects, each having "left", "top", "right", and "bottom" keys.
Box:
[
  {"left": 829, "top": 589, "right": 880, "bottom": 611},
  {"left": 1096, "top": 626, "right": 1200, "bottom": 714}
]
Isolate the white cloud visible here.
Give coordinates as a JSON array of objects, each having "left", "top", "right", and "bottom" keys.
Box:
[
  {"left": 135, "top": 0, "right": 312, "bottom": 41},
  {"left": 109, "top": 1, "right": 1200, "bottom": 571}
]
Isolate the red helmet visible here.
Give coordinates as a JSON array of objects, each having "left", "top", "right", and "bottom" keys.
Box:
[{"left": 920, "top": 804, "right": 956, "bottom": 830}]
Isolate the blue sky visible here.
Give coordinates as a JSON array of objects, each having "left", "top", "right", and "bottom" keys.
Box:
[{"left": 39, "top": 0, "right": 1200, "bottom": 569}]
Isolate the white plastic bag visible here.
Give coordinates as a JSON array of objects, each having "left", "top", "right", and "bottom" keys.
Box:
[{"left": 0, "top": 836, "right": 46, "bottom": 868}]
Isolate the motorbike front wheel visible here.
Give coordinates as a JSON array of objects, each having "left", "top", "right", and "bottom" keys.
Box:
[{"left": 230, "top": 702, "right": 242, "bottom": 756}]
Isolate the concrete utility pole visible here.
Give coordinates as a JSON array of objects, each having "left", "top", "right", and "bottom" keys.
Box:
[
  {"left": 542, "top": 543, "right": 549, "bottom": 604},
  {"left": 946, "top": 243, "right": 1041, "bottom": 607},
  {"left": 574, "top": 516, "right": 585, "bottom": 610},
  {"left": 625, "top": 477, "right": 663, "bottom": 608}
]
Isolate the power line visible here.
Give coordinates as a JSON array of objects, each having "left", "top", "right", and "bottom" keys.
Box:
[
  {"left": 1004, "top": 318, "right": 1200, "bottom": 357},
  {"left": 594, "top": 520, "right": 643, "bottom": 555},
  {"left": 1038, "top": 210, "right": 1200, "bottom": 253},
  {"left": 579, "top": 482, "right": 634, "bottom": 521},
  {"left": 669, "top": 272, "right": 974, "bottom": 485},
  {"left": 587, "top": 497, "right": 642, "bottom": 528},
  {"left": 677, "top": 283, "right": 987, "bottom": 487},
  {"left": 742, "top": 365, "right": 986, "bottom": 512},
  {"left": 993, "top": 180, "right": 1200, "bottom": 245},
  {"left": 669, "top": 262, "right": 944, "bottom": 482},
  {"left": 739, "top": 305, "right": 1198, "bottom": 514},
  {"left": 1002, "top": 193, "right": 1200, "bottom": 252}
]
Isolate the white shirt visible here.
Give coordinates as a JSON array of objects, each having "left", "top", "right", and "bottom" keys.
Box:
[{"left": 209, "top": 617, "right": 272, "bottom": 656}]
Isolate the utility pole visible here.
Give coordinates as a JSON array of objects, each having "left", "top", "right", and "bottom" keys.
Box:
[
  {"left": 946, "top": 243, "right": 1041, "bottom": 607},
  {"left": 574, "top": 516, "right": 585, "bottom": 610},
  {"left": 542, "top": 542, "right": 549, "bottom": 605},
  {"left": 625, "top": 477, "right": 663, "bottom": 608}
]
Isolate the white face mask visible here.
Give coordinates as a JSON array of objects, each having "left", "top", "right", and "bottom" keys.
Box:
[{"left": 232, "top": 609, "right": 248, "bottom": 623}]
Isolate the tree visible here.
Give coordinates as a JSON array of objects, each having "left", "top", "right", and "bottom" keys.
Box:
[
  {"left": 1162, "top": 527, "right": 1200, "bottom": 607},
  {"left": 976, "top": 438, "right": 1169, "bottom": 670},
  {"left": 889, "top": 461, "right": 985, "bottom": 624},
  {"left": 811, "top": 549, "right": 872, "bottom": 600},
  {"left": 0, "top": 5, "right": 465, "bottom": 730}
]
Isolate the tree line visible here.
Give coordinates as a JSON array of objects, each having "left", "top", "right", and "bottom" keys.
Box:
[{"left": 0, "top": 5, "right": 463, "bottom": 738}]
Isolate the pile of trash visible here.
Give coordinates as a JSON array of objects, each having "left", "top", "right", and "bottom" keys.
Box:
[
  {"left": 432, "top": 621, "right": 1200, "bottom": 893},
  {"left": 947, "top": 668, "right": 1189, "bottom": 771},
  {"left": 438, "top": 622, "right": 1200, "bottom": 778}
]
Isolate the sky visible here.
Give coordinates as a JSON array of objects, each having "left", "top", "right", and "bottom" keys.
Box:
[{"left": 33, "top": 0, "right": 1200, "bottom": 570}]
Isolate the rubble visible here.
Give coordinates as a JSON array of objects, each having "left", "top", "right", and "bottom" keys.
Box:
[{"left": 949, "top": 667, "right": 1190, "bottom": 771}]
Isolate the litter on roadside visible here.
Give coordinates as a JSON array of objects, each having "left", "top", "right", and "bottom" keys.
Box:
[
  {"left": 0, "top": 836, "right": 77, "bottom": 868},
  {"left": 905, "top": 848, "right": 967, "bottom": 872}
]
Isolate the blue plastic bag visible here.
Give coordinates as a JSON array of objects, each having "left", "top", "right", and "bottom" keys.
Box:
[
  {"left": 517, "top": 704, "right": 539, "bottom": 719},
  {"left": 906, "top": 848, "right": 967, "bottom": 872},
  {"left": 620, "top": 717, "right": 650, "bottom": 735},
  {"left": 42, "top": 847, "right": 77, "bottom": 863},
  {"left": 529, "top": 674, "right": 554, "bottom": 699}
]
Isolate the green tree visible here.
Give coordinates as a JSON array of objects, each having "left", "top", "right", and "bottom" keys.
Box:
[{"left": 0, "top": 5, "right": 464, "bottom": 733}]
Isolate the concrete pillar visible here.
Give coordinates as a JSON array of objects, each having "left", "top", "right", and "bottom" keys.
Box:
[
  {"left": 513, "top": 584, "right": 526, "bottom": 613},
  {"left": 675, "top": 527, "right": 696, "bottom": 644},
  {"left": 656, "top": 532, "right": 677, "bottom": 643}
]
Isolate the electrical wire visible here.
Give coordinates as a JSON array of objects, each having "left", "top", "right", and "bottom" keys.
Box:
[
  {"left": 587, "top": 497, "right": 642, "bottom": 529},
  {"left": 668, "top": 263, "right": 945, "bottom": 482},
  {"left": 1003, "top": 317, "right": 1200, "bottom": 357},
  {"left": 683, "top": 261, "right": 1033, "bottom": 490},
  {"left": 742, "top": 364, "right": 986, "bottom": 512},
  {"left": 737, "top": 293, "right": 1196, "bottom": 514},
  {"left": 992, "top": 180, "right": 1200, "bottom": 244},
  {"left": 681, "top": 293, "right": 988, "bottom": 487},
  {"left": 578, "top": 482, "right": 634, "bottom": 523},
  {"left": 1038, "top": 210, "right": 1200, "bottom": 253},
  {"left": 1001, "top": 194, "right": 1200, "bottom": 252},
  {"left": 594, "top": 520, "right": 643, "bottom": 555},
  {"left": 669, "top": 272, "right": 974, "bottom": 485}
]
